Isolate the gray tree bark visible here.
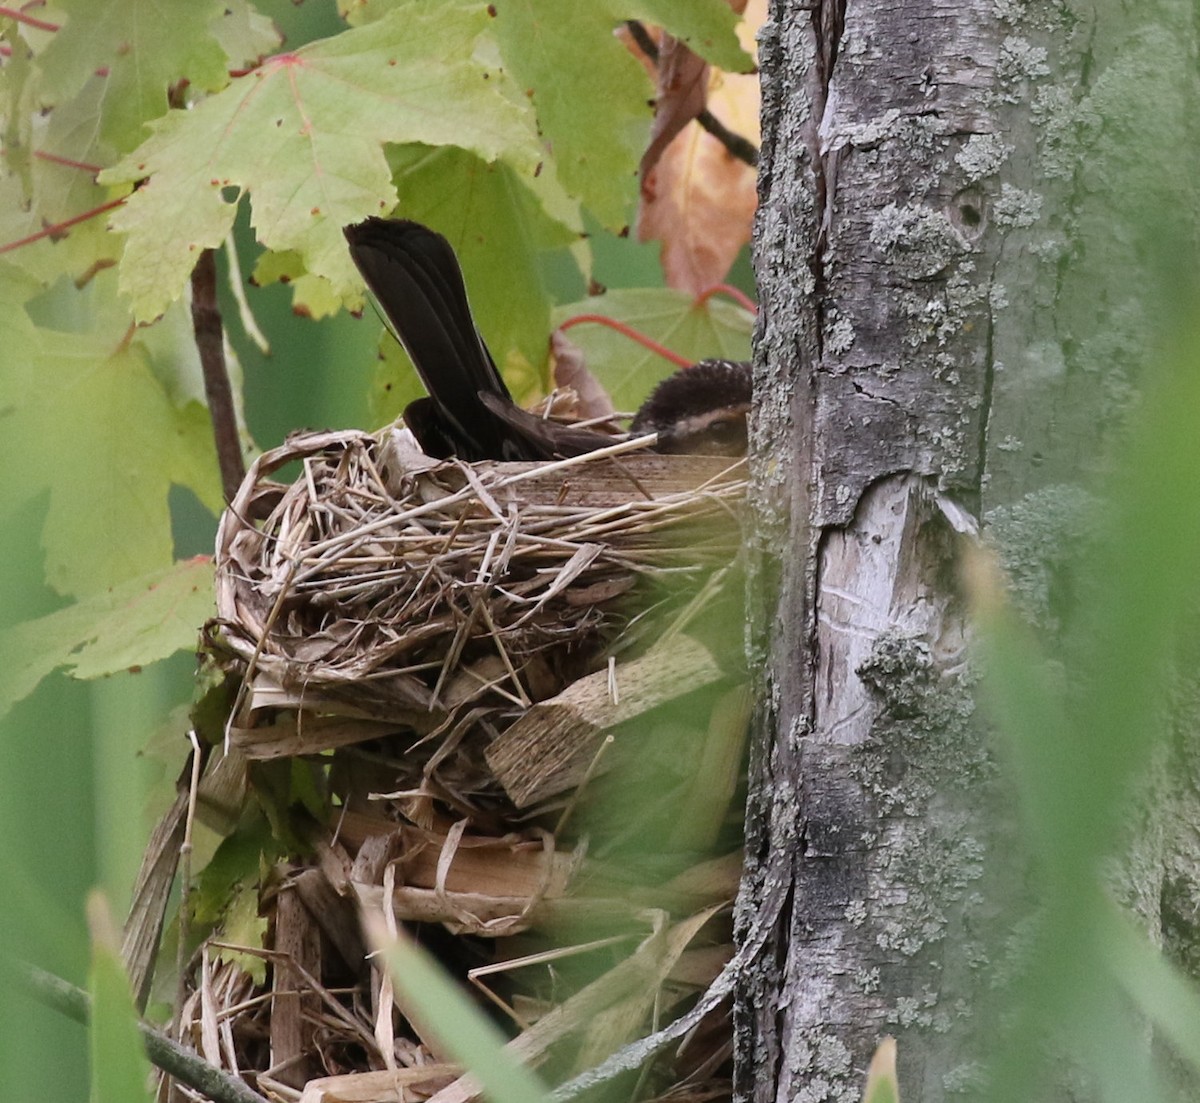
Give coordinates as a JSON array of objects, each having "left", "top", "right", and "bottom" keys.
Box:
[{"left": 740, "top": 1, "right": 1200, "bottom": 1100}]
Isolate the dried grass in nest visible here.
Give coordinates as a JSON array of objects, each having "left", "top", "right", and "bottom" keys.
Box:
[
  {"left": 166, "top": 421, "right": 750, "bottom": 1103},
  {"left": 210, "top": 424, "right": 745, "bottom": 798}
]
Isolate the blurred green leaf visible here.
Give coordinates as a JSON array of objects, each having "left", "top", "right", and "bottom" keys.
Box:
[
  {"left": 0, "top": 558, "right": 215, "bottom": 721},
  {"left": 87, "top": 892, "right": 154, "bottom": 1103},
  {"left": 22, "top": 81, "right": 123, "bottom": 280},
  {"left": 971, "top": 320, "right": 1200, "bottom": 1102},
  {"left": 209, "top": 0, "right": 284, "bottom": 72},
  {"left": 0, "top": 301, "right": 221, "bottom": 595},
  {"left": 100, "top": 2, "right": 542, "bottom": 322},
  {"left": 626, "top": 0, "right": 754, "bottom": 72},
  {"left": 1104, "top": 911, "right": 1200, "bottom": 1076},
  {"left": 373, "top": 921, "right": 555, "bottom": 1103},
  {"left": 488, "top": 2, "right": 649, "bottom": 228},
  {"left": 37, "top": 0, "right": 230, "bottom": 152}
]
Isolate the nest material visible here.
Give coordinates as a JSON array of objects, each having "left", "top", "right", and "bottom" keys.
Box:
[
  {"left": 213, "top": 424, "right": 746, "bottom": 795},
  {"left": 165, "top": 422, "right": 750, "bottom": 1102}
]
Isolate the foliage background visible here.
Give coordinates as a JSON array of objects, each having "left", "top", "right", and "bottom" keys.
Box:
[
  {"left": 0, "top": 1, "right": 754, "bottom": 1097},
  {"left": 6, "top": 2, "right": 1200, "bottom": 1102}
]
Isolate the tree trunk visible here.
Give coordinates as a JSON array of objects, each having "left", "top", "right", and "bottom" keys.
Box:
[{"left": 739, "top": 1, "right": 1200, "bottom": 1099}]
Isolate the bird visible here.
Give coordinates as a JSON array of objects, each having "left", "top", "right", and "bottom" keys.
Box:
[
  {"left": 344, "top": 217, "right": 751, "bottom": 461},
  {"left": 630, "top": 358, "right": 751, "bottom": 457}
]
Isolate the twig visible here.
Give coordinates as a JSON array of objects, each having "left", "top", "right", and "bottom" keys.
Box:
[
  {"left": 696, "top": 106, "right": 759, "bottom": 168},
  {"left": 18, "top": 963, "right": 269, "bottom": 1103},
  {"left": 191, "top": 248, "right": 246, "bottom": 502},
  {"left": 624, "top": 20, "right": 759, "bottom": 168}
]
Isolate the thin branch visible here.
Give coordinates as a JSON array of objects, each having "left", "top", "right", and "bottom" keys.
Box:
[
  {"left": 18, "top": 963, "right": 270, "bottom": 1103},
  {"left": 624, "top": 20, "right": 759, "bottom": 169},
  {"left": 191, "top": 248, "right": 246, "bottom": 501},
  {"left": 696, "top": 108, "right": 759, "bottom": 168}
]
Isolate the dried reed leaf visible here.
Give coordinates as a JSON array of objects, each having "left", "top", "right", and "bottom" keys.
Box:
[
  {"left": 271, "top": 886, "right": 323, "bottom": 1087},
  {"left": 122, "top": 788, "right": 186, "bottom": 1009},
  {"left": 420, "top": 907, "right": 720, "bottom": 1103},
  {"left": 573, "top": 906, "right": 718, "bottom": 1071},
  {"left": 293, "top": 869, "right": 366, "bottom": 970},
  {"left": 297, "top": 1065, "right": 459, "bottom": 1103},
  {"left": 211, "top": 428, "right": 744, "bottom": 774},
  {"left": 485, "top": 635, "right": 729, "bottom": 807}
]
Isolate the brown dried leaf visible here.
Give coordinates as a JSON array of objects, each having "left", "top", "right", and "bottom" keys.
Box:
[
  {"left": 298, "top": 1065, "right": 460, "bottom": 1103},
  {"left": 486, "top": 635, "right": 729, "bottom": 807},
  {"left": 640, "top": 33, "right": 711, "bottom": 182},
  {"left": 550, "top": 330, "right": 616, "bottom": 420},
  {"left": 271, "top": 886, "right": 323, "bottom": 1087},
  {"left": 638, "top": 0, "right": 765, "bottom": 294}
]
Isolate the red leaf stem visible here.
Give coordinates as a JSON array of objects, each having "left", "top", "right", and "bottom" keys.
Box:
[
  {"left": 694, "top": 283, "right": 757, "bottom": 314},
  {"left": 0, "top": 195, "right": 124, "bottom": 255},
  {"left": 557, "top": 313, "right": 692, "bottom": 369},
  {"left": 0, "top": 4, "right": 59, "bottom": 30}
]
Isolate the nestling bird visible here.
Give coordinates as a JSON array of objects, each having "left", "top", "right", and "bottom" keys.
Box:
[
  {"left": 344, "top": 217, "right": 751, "bottom": 460},
  {"left": 630, "top": 358, "right": 751, "bottom": 457}
]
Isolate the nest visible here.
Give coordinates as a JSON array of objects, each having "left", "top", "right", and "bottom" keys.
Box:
[
  {"left": 212, "top": 425, "right": 746, "bottom": 806},
  {"left": 161, "top": 422, "right": 751, "bottom": 1102}
]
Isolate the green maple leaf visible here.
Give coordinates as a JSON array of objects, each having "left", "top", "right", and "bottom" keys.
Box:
[
  {"left": 0, "top": 55, "right": 120, "bottom": 286},
  {"left": 552, "top": 287, "right": 752, "bottom": 411},
  {"left": 24, "top": 75, "right": 125, "bottom": 280},
  {"left": 209, "top": 0, "right": 284, "bottom": 72},
  {"left": 624, "top": 0, "right": 753, "bottom": 71},
  {"left": 36, "top": 0, "right": 231, "bottom": 152},
  {"left": 249, "top": 248, "right": 348, "bottom": 321},
  {"left": 490, "top": 0, "right": 751, "bottom": 227},
  {"left": 217, "top": 879, "right": 269, "bottom": 985},
  {"left": 0, "top": 557, "right": 216, "bottom": 723},
  {"left": 99, "top": 2, "right": 543, "bottom": 323},
  {"left": 0, "top": 286, "right": 221, "bottom": 597},
  {"left": 489, "top": 2, "right": 649, "bottom": 228}
]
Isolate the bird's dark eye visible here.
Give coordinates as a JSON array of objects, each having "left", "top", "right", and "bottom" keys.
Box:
[{"left": 707, "top": 418, "right": 734, "bottom": 437}]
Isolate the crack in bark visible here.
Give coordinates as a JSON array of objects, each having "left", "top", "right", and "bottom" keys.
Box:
[
  {"left": 974, "top": 263, "right": 1000, "bottom": 515},
  {"left": 806, "top": 0, "right": 848, "bottom": 360}
]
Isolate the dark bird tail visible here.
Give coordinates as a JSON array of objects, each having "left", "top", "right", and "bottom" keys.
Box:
[
  {"left": 345, "top": 217, "right": 751, "bottom": 461},
  {"left": 344, "top": 218, "right": 529, "bottom": 460}
]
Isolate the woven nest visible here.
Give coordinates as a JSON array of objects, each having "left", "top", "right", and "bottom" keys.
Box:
[
  {"left": 169, "top": 421, "right": 750, "bottom": 1102},
  {"left": 211, "top": 423, "right": 746, "bottom": 807}
]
